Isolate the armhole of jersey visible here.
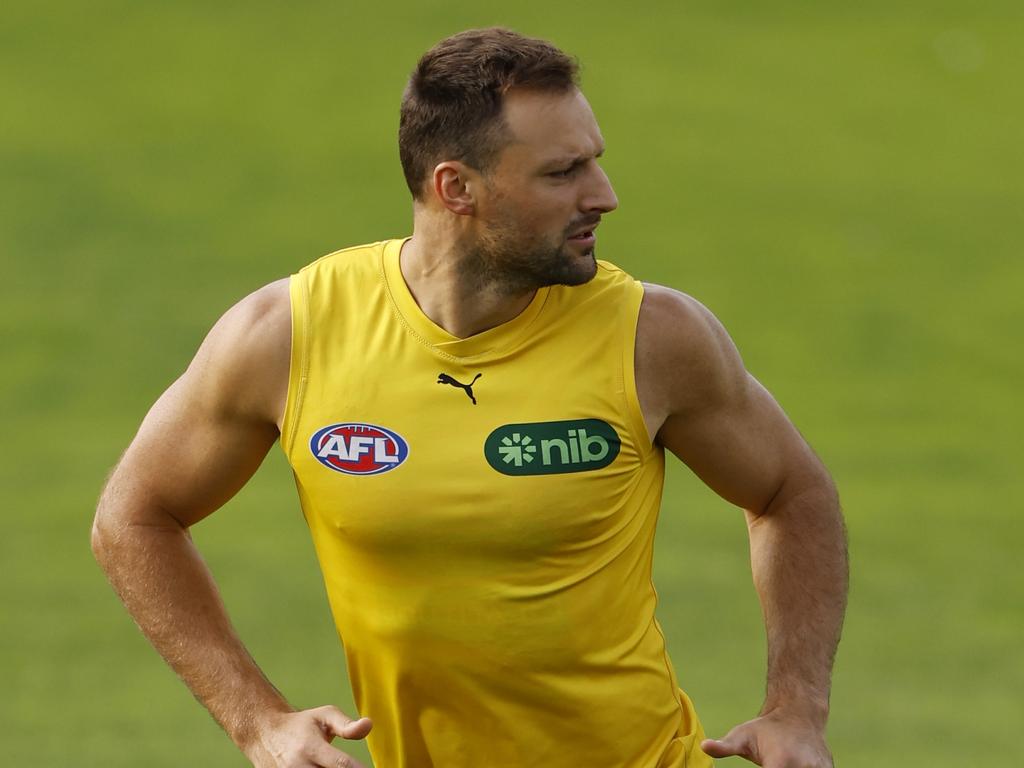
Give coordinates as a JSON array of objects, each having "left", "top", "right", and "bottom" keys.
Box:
[
  {"left": 280, "top": 272, "right": 309, "bottom": 459},
  {"left": 621, "top": 279, "right": 654, "bottom": 461}
]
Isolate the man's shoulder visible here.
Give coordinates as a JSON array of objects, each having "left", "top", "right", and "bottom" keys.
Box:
[
  {"left": 635, "top": 282, "right": 747, "bottom": 418},
  {"left": 223, "top": 278, "right": 291, "bottom": 339},
  {"left": 241, "top": 277, "right": 291, "bottom": 313},
  {"left": 298, "top": 239, "right": 397, "bottom": 276},
  {"left": 592, "top": 258, "right": 639, "bottom": 289},
  {"left": 558, "top": 258, "right": 640, "bottom": 305},
  {"left": 189, "top": 279, "right": 291, "bottom": 425},
  {"left": 638, "top": 283, "right": 724, "bottom": 351}
]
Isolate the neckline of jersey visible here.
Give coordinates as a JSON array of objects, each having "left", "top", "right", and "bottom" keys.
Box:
[{"left": 381, "top": 237, "right": 552, "bottom": 360}]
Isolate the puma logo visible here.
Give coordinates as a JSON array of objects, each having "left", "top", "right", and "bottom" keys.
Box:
[{"left": 437, "top": 373, "right": 482, "bottom": 405}]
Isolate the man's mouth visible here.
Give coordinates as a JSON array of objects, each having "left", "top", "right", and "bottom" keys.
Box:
[{"left": 568, "top": 220, "right": 600, "bottom": 243}]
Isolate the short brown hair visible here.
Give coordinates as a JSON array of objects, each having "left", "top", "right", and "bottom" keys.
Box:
[{"left": 398, "top": 27, "right": 580, "bottom": 201}]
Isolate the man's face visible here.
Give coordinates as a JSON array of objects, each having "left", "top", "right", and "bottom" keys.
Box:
[{"left": 462, "top": 87, "right": 619, "bottom": 295}]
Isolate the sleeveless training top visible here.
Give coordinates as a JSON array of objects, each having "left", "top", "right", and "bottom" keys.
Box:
[{"left": 280, "top": 237, "right": 710, "bottom": 767}]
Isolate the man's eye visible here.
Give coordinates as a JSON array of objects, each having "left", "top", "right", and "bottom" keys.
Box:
[{"left": 549, "top": 167, "right": 574, "bottom": 178}]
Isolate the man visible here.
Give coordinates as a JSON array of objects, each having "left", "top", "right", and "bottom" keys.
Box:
[{"left": 92, "top": 27, "right": 847, "bottom": 768}]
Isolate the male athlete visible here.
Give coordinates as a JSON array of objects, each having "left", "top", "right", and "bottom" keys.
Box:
[{"left": 93, "top": 28, "right": 847, "bottom": 768}]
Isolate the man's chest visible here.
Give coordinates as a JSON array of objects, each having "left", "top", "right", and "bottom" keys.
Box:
[{"left": 293, "top": 352, "right": 647, "bottom": 563}]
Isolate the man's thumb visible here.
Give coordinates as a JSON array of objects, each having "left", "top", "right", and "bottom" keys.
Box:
[
  {"left": 314, "top": 705, "right": 373, "bottom": 740},
  {"left": 701, "top": 733, "right": 751, "bottom": 759}
]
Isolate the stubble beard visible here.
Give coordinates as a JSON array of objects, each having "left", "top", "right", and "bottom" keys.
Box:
[{"left": 459, "top": 219, "right": 598, "bottom": 298}]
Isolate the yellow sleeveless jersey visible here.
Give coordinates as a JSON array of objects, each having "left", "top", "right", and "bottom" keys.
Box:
[{"left": 280, "top": 238, "right": 710, "bottom": 767}]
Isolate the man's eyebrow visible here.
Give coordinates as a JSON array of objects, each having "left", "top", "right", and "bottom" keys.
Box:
[{"left": 546, "top": 147, "right": 606, "bottom": 168}]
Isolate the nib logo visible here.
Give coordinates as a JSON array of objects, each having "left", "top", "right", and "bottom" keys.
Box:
[
  {"left": 498, "top": 433, "right": 537, "bottom": 467},
  {"left": 484, "top": 419, "right": 620, "bottom": 476}
]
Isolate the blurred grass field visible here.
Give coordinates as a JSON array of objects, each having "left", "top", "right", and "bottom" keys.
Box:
[{"left": 2, "top": 1, "right": 1022, "bottom": 765}]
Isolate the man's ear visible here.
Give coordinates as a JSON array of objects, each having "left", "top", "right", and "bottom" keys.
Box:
[{"left": 432, "top": 161, "right": 478, "bottom": 215}]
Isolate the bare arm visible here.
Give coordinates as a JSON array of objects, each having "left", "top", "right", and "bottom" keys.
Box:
[
  {"left": 636, "top": 284, "right": 848, "bottom": 768},
  {"left": 92, "top": 279, "right": 371, "bottom": 767}
]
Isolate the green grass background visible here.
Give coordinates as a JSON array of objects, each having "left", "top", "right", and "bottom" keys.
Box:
[{"left": 3, "top": 1, "right": 1021, "bottom": 765}]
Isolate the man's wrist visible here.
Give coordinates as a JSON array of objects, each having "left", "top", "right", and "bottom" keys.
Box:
[
  {"left": 217, "top": 692, "right": 294, "bottom": 754},
  {"left": 760, "top": 688, "right": 830, "bottom": 729}
]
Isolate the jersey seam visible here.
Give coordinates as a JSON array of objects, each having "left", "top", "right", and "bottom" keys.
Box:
[
  {"left": 646, "top": 491, "right": 691, "bottom": 760},
  {"left": 621, "top": 279, "right": 654, "bottom": 462},
  {"left": 282, "top": 272, "right": 311, "bottom": 456}
]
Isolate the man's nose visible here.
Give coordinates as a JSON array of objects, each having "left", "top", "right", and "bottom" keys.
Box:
[{"left": 582, "top": 163, "right": 619, "bottom": 214}]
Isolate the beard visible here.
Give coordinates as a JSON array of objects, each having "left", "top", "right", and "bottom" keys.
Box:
[{"left": 458, "top": 217, "right": 598, "bottom": 297}]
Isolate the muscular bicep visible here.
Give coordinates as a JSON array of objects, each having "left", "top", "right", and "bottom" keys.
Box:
[
  {"left": 99, "top": 280, "right": 290, "bottom": 529},
  {"left": 657, "top": 372, "right": 816, "bottom": 513},
  {"left": 638, "top": 284, "right": 822, "bottom": 514},
  {"left": 109, "top": 375, "right": 279, "bottom": 528}
]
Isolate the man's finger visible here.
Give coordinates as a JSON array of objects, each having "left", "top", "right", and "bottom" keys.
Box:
[
  {"left": 308, "top": 739, "right": 367, "bottom": 768},
  {"left": 701, "top": 734, "right": 755, "bottom": 760},
  {"left": 313, "top": 705, "right": 373, "bottom": 740}
]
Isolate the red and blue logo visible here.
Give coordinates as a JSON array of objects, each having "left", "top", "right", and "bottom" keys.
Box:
[{"left": 309, "top": 423, "right": 409, "bottom": 476}]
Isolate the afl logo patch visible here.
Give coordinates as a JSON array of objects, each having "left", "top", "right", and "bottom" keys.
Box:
[{"left": 310, "top": 423, "right": 409, "bottom": 476}]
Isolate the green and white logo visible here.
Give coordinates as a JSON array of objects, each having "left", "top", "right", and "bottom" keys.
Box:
[{"left": 484, "top": 419, "right": 621, "bottom": 476}]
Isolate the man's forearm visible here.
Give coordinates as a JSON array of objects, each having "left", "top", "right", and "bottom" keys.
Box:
[
  {"left": 91, "top": 506, "right": 291, "bottom": 752},
  {"left": 745, "top": 473, "right": 848, "bottom": 724}
]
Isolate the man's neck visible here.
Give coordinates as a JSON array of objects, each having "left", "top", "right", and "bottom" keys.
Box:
[{"left": 399, "top": 230, "right": 536, "bottom": 340}]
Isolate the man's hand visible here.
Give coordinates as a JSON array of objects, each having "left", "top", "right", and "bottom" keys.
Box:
[
  {"left": 700, "top": 710, "right": 832, "bottom": 768},
  {"left": 246, "top": 706, "right": 373, "bottom": 768}
]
